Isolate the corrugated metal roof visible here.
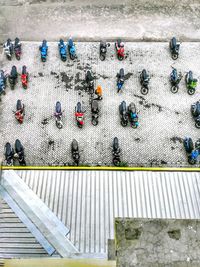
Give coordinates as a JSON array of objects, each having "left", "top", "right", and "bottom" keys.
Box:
[
  {"left": 0, "top": 196, "right": 49, "bottom": 259},
  {"left": 16, "top": 170, "right": 200, "bottom": 255}
]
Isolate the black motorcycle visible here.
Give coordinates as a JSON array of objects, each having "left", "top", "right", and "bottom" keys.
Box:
[
  {"left": 140, "top": 69, "right": 150, "bottom": 95},
  {"left": 14, "top": 37, "right": 22, "bottom": 60},
  {"left": 170, "top": 68, "right": 182, "bottom": 93},
  {"left": 184, "top": 137, "right": 194, "bottom": 153},
  {"left": 91, "top": 99, "right": 99, "bottom": 126},
  {"left": 54, "top": 101, "right": 63, "bottom": 129},
  {"left": 112, "top": 137, "right": 121, "bottom": 166},
  {"left": 3, "top": 39, "right": 13, "bottom": 60},
  {"left": 99, "top": 41, "right": 110, "bottom": 61},
  {"left": 15, "top": 139, "right": 26, "bottom": 166},
  {"left": 119, "top": 101, "right": 128, "bottom": 127},
  {"left": 9, "top": 66, "right": 18, "bottom": 90},
  {"left": 71, "top": 139, "right": 80, "bottom": 166},
  {"left": 0, "top": 70, "right": 7, "bottom": 101},
  {"left": 169, "top": 37, "right": 180, "bottom": 60},
  {"left": 117, "top": 68, "right": 125, "bottom": 93},
  {"left": 191, "top": 101, "right": 200, "bottom": 128},
  {"left": 85, "top": 70, "right": 94, "bottom": 94},
  {"left": 4, "top": 142, "right": 14, "bottom": 166}
]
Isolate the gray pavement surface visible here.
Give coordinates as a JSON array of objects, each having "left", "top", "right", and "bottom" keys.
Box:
[
  {"left": 0, "top": 41, "right": 200, "bottom": 167},
  {"left": 1, "top": 0, "right": 200, "bottom": 42}
]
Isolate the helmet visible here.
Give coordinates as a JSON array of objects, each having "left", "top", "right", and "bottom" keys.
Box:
[{"left": 120, "top": 42, "right": 124, "bottom": 47}]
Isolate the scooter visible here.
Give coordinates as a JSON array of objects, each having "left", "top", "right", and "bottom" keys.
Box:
[
  {"left": 15, "top": 99, "right": 25, "bottom": 124},
  {"left": 117, "top": 68, "right": 125, "bottom": 93},
  {"left": 68, "top": 37, "right": 76, "bottom": 60},
  {"left": 169, "top": 37, "right": 180, "bottom": 60},
  {"left": 3, "top": 39, "right": 13, "bottom": 60},
  {"left": 128, "top": 102, "right": 139, "bottom": 128},
  {"left": 9, "top": 66, "right": 18, "bottom": 90},
  {"left": 15, "top": 139, "right": 26, "bottom": 166},
  {"left": 14, "top": 37, "right": 22, "bottom": 60},
  {"left": 183, "top": 137, "right": 200, "bottom": 165},
  {"left": 91, "top": 99, "right": 99, "bottom": 126},
  {"left": 4, "top": 142, "right": 14, "bottom": 166},
  {"left": 39, "top": 40, "right": 48, "bottom": 62},
  {"left": 85, "top": 70, "right": 94, "bottom": 94},
  {"left": 54, "top": 101, "right": 63, "bottom": 129},
  {"left": 75, "top": 102, "right": 84, "bottom": 128},
  {"left": 191, "top": 101, "right": 200, "bottom": 128},
  {"left": 185, "top": 71, "right": 198, "bottom": 95},
  {"left": 140, "top": 69, "right": 150, "bottom": 95},
  {"left": 112, "top": 137, "right": 121, "bottom": 166},
  {"left": 119, "top": 101, "right": 128, "bottom": 127},
  {"left": 99, "top": 41, "right": 110, "bottom": 61},
  {"left": 0, "top": 70, "right": 7, "bottom": 101},
  {"left": 115, "top": 39, "right": 124, "bottom": 60},
  {"left": 71, "top": 139, "right": 80, "bottom": 166},
  {"left": 188, "top": 150, "right": 199, "bottom": 165},
  {"left": 170, "top": 68, "right": 182, "bottom": 93},
  {"left": 21, "top": 65, "right": 28, "bottom": 89},
  {"left": 58, "top": 39, "right": 67, "bottom": 61}
]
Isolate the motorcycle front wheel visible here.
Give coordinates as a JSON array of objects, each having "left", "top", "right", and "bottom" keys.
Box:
[
  {"left": 141, "top": 87, "right": 148, "bottom": 95},
  {"left": 188, "top": 88, "right": 195, "bottom": 95},
  {"left": 56, "top": 120, "right": 63, "bottom": 129},
  {"left": 171, "top": 85, "right": 178, "bottom": 94},
  {"left": 188, "top": 157, "right": 196, "bottom": 165},
  {"left": 131, "top": 123, "right": 138, "bottom": 129},
  {"left": 121, "top": 120, "right": 128, "bottom": 127},
  {"left": 118, "top": 55, "right": 124, "bottom": 61},
  {"left": 92, "top": 118, "right": 98, "bottom": 126},
  {"left": 195, "top": 121, "right": 200, "bottom": 129},
  {"left": 70, "top": 54, "right": 76, "bottom": 60},
  {"left": 172, "top": 53, "right": 178, "bottom": 60}
]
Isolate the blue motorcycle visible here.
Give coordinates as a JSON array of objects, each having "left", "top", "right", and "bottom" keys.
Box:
[
  {"left": 68, "top": 38, "right": 76, "bottom": 60},
  {"left": 39, "top": 40, "right": 48, "bottom": 62},
  {"left": 184, "top": 137, "right": 200, "bottom": 165},
  {"left": 117, "top": 68, "right": 125, "bottom": 93},
  {"left": 128, "top": 102, "right": 139, "bottom": 128},
  {"left": 58, "top": 39, "right": 67, "bottom": 61},
  {"left": 0, "top": 70, "right": 7, "bottom": 101}
]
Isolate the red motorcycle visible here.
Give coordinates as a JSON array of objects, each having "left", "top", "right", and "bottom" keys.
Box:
[
  {"left": 21, "top": 65, "right": 28, "bottom": 89},
  {"left": 115, "top": 39, "right": 125, "bottom": 60},
  {"left": 15, "top": 99, "right": 25, "bottom": 124},
  {"left": 75, "top": 102, "right": 84, "bottom": 128}
]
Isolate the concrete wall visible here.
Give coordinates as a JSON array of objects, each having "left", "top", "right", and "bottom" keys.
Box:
[{"left": 1, "top": 0, "right": 200, "bottom": 43}]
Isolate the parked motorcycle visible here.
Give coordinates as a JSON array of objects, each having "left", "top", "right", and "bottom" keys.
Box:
[
  {"left": 117, "top": 68, "right": 125, "bottom": 93},
  {"left": 39, "top": 40, "right": 48, "bottom": 62},
  {"left": 119, "top": 101, "right": 128, "bottom": 127},
  {"left": 71, "top": 139, "right": 80, "bottom": 166},
  {"left": 183, "top": 137, "right": 194, "bottom": 153},
  {"left": 15, "top": 100, "right": 25, "bottom": 124},
  {"left": 140, "top": 69, "right": 150, "bottom": 95},
  {"left": 115, "top": 39, "right": 124, "bottom": 60},
  {"left": 14, "top": 37, "right": 22, "bottom": 60},
  {"left": 170, "top": 68, "right": 182, "bottom": 93},
  {"left": 68, "top": 37, "right": 76, "bottom": 60},
  {"left": 169, "top": 37, "right": 180, "bottom": 60},
  {"left": 188, "top": 150, "right": 199, "bottom": 165},
  {"left": 91, "top": 99, "right": 99, "bottom": 126},
  {"left": 85, "top": 70, "right": 94, "bottom": 94},
  {"left": 75, "top": 102, "right": 84, "bottom": 128},
  {"left": 191, "top": 101, "right": 200, "bottom": 128},
  {"left": 21, "top": 65, "right": 28, "bottom": 89},
  {"left": 128, "top": 102, "right": 139, "bottom": 128},
  {"left": 3, "top": 39, "right": 13, "bottom": 60},
  {"left": 112, "top": 137, "right": 121, "bottom": 166},
  {"left": 54, "top": 101, "right": 63, "bottom": 129},
  {"left": 4, "top": 142, "right": 14, "bottom": 166},
  {"left": 58, "top": 39, "right": 67, "bottom": 61},
  {"left": 185, "top": 71, "right": 198, "bottom": 95},
  {"left": 99, "top": 41, "right": 110, "bottom": 61},
  {"left": 0, "top": 70, "right": 7, "bottom": 101},
  {"left": 15, "top": 139, "right": 26, "bottom": 166},
  {"left": 9, "top": 66, "right": 18, "bottom": 90}
]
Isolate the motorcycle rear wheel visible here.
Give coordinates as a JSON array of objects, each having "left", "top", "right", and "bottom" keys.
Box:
[
  {"left": 195, "top": 121, "right": 200, "bottom": 129},
  {"left": 141, "top": 87, "right": 148, "bottom": 95},
  {"left": 121, "top": 120, "right": 128, "bottom": 127},
  {"left": 92, "top": 118, "right": 98, "bottom": 126},
  {"left": 100, "top": 54, "right": 106, "bottom": 61},
  {"left": 118, "top": 55, "right": 124, "bottom": 61},
  {"left": 56, "top": 120, "right": 63, "bottom": 129},
  {"left": 172, "top": 53, "right": 178, "bottom": 60},
  {"left": 70, "top": 54, "right": 76, "bottom": 60},
  {"left": 131, "top": 123, "right": 138, "bottom": 129},
  {"left": 171, "top": 85, "right": 178, "bottom": 93},
  {"left": 188, "top": 157, "right": 196, "bottom": 165},
  {"left": 188, "top": 88, "right": 195, "bottom": 95},
  {"left": 113, "top": 157, "right": 120, "bottom": 166}
]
